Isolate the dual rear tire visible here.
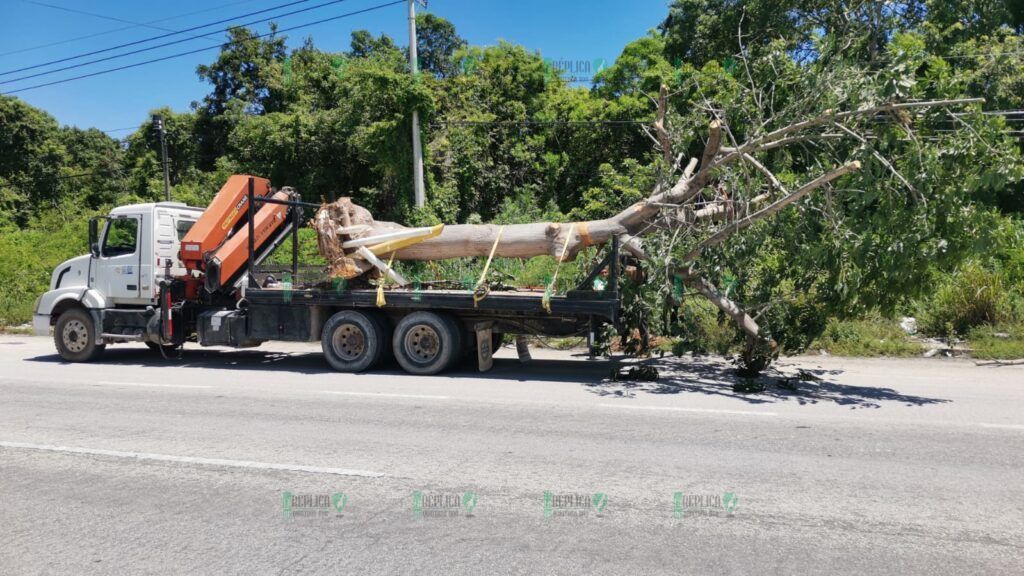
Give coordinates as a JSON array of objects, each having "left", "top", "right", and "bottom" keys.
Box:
[
  {"left": 321, "top": 310, "right": 464, "bottom": 375},
  {"left": 321, "top": 310, "right": 390, "bottom": 373}
]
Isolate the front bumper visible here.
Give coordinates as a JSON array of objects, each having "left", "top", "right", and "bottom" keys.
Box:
[{"left": 32, "top": 314, "right": 51, "bottom": 336}]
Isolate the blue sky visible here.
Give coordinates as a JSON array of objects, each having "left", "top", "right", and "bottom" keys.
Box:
[{"left": 0, "top": 0, "right": 670, "bottom": 133}]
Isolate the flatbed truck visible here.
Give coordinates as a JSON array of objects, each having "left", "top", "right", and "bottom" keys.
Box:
[{"left": 33, "top": 176, "right": 621, "bottom": 375}]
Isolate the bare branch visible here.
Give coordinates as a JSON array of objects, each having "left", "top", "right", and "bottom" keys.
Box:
[
  {"left": 832, "top": 121, "right": 920, "bottom": 201},
  {"left": 681, "top": 161, "right": 862, "bottom": 262},
  {"left": 682, "top": 157, "right": 698, "bottom": 179},
  {"left": 723, "top": 133, "right": 847, "bottom": 154},
  {"left": 675, "top": 269, "right": 762, "bottom": 340},
  {"left": 653, "top": 84, "right": 673, "bottom": 165},
  {"left": 716, "top": 97, "right": 984, "bottom": 168},
  {"left": 739, "top": 153, "right": 786, "bottom": 194}
]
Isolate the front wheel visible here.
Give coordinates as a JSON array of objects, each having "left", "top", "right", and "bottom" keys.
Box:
[
  {"left": 321, "top": 310, "right": 387, "bottom": 372},
  {"left": 53, "top": 308, "right": 105, "bottom": 362}
]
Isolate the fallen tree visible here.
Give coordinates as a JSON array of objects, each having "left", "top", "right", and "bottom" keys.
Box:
[{"left": 311, "top": 94, "right": 985, "bottom": 365}]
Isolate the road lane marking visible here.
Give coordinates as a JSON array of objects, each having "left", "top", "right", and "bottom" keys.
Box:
[
  {"left": 95, "top": 381, "right": 212, "bottom": 389},
  {"left": 0, "top": 441, "right": 384, "bottom": 477},
  {"left": 600, "top": 404, "right": 778, "bottom": 417},
  {"left": 321, "top": 391, "right": 449, "bottom": 400},
  {"left": 979, "top": 423, "right": 1024, "bottom": 430}
]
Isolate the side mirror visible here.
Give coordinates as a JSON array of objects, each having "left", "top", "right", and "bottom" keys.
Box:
[{"left": 88, "top": 218, "right": 100, "bottom": 258}]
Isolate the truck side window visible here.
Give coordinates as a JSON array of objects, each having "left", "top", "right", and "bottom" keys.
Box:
[
  {"left": 102, "top": 218, "right": 138, "bottom": 257},
  {"left": 176, "top": 219, "right": 195, "bottom": 241}
]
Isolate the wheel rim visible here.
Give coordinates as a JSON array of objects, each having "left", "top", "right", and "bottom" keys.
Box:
[
  {"left": 62, "top": 319, "right": 89, "bottom": 353},
  {"left": 404, "top": 324, "right": 440, "bottom": 364},
  {"left": 331, "top": 323, "right": 366, "bottom": 361}
]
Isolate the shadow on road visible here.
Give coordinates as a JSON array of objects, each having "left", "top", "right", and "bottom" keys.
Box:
[
  {"left": 25, "top": 344, "right": 620, "bottom": 384},
  {"left": 586, "top": 356, "right": 951, "bottom": 409},
  {"left": 26, "top": 345, "right": 950, "bottom": 408}
]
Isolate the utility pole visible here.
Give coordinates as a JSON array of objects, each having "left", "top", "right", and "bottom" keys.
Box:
[
  {"left": 408, "top": 0, "right": 425, "bottom": 208},
  {"left": 152, "top": 114, "right": 171, "bottom": 202}
]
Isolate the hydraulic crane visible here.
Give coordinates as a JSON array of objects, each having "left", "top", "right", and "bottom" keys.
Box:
[{"left": 177, "top": 175, "right": 293, "bottom": 296}]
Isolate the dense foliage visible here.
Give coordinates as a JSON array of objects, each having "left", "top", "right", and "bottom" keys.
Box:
[{"left": 1, "top": 3, "right": 1022, "bottom": 356}]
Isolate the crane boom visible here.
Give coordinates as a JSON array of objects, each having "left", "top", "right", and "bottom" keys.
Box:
[
  {"left": 179, "top": 174, "right": 271, "bottom": 273},
  {"left": 176, "top": 174, "right": 292, "bottom": 295}
]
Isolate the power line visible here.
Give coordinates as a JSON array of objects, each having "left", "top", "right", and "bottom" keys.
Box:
[
  {"left": 2, "top": 0, "right": 407, "bottom": 95},
  {"left": 0, "top": 0, "right": 322, "bottom": 78},
  {"left": 0, "top": 0, "right": 260, "bottom": 58},
  {"left": 17, "top": 0, "right": 217, "bottom": 38},
  {"left": 100, "top": 126, "right": 139, "bottom": 134},
  {"left": 1, "top": 0, "right": 359, "bottom": 85}
]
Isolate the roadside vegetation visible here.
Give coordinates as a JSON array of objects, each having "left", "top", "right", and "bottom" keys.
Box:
[{"left": 2, "top": 1, "right": 1023, "bottom": 359}]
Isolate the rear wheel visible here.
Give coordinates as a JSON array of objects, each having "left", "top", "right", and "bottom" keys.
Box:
[
  {"left": 321, "top": 310, "right": 386, "bottom": 372},
  {"left": 393, "top": 312, "right": 462, "bottom": 375},
  {"left": 53, "top": 308, "right": 105, "bottom": 362}
]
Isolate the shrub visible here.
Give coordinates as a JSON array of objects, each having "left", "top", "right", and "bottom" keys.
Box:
[
  {"left": 811, "top": 317, "right": 920, "bottom": 357},
  {"left": 920, "top": 262, "right": 1011, "bottom": 336},
  {"left": 669, "top": 298, "right": 738, "bottom": 356},
  {"left": 968, "top": 324, "right": 1024, "bottom": 360}
]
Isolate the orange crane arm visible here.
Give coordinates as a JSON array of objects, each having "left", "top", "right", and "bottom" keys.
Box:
[
  {"left": 203, "top": 190, "right": 291, "bottom": 292},
  {"left": 179, "top": 174, "right": 271, "bottom": 271}
]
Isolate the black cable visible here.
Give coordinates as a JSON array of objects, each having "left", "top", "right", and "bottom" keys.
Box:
[
  {"left": 2, "top": 0, "right": 406, "bottom": 95},
  {"left": 1, "top": 0, "right": 357, "bottom": 85},
  {"left": 0, "top": 0, "right": 321, "bottom": 77},
  {"left": 0, "top": 0, "right": 260, "bottom": 58},
  {"left": 18, "top": 0, "right": 205, "bottom": 35}
]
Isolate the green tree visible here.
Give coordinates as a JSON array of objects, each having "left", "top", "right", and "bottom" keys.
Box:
[
  {"left": 193, "top": 26, "right": 288, "bottom": 169},
  {"left": 414, "top": 13, "right": 466, "bottom": 78}
]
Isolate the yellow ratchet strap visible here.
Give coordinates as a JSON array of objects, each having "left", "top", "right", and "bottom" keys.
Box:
[
  {"left": 542, "top": 223, "right": 576, "bottom": 314},
  {"left": 375, "top": 251, "right": 396, "bottom": 308},
  {"left": 473, "top": 226, "right": 505, "bottom": 307}
]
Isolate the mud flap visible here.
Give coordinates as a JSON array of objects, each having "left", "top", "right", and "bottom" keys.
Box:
[{"left": 475, "top": 323, "right": 494, "bottom": 372}]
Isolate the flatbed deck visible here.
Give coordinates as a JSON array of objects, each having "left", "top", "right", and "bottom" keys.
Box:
[{"left": 244, "top": 286, "right": 618, "bottom": 322}]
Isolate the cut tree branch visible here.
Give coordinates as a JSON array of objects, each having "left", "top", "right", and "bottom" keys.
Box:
[{"left": 681, "top": 161, "right": 861, "bottom": 263}]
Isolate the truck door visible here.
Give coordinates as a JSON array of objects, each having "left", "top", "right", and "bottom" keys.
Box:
[
  {"left": 152, "top": 211, "right": 195, "bottom": 300},
  {"left": 94, "top": 215, "right": 142, "bottom": 303}
]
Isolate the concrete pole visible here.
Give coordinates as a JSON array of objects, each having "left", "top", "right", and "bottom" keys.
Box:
[
  {"left": 408, "top": 0, "right": 425, "bottom": 208},
  {"left": 153, "top": 115, "right": 171, "bottom": 202}
]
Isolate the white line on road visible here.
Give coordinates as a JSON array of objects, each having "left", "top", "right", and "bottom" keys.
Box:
[
  {"left": 322, "top": 391, "right": 449, "bottom": 400},
  {"left": 95, "top": 381, "right": 212, "bottom": 389},
  {"left": 0, "top": 441, "right": 384, "bottom": 477},
  {"left": 979, "top": 423, "right": 1024, "bottom": 430},
  {"left": 601, "top": 404, "right": 778, "bottom": 417}
]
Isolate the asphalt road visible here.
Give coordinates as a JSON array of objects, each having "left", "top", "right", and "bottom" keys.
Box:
[{"left": 1, "top": 334, "right": 1022, "bottom": 575}]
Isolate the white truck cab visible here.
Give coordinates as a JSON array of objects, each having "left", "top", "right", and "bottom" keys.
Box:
[{"left": 33, "top": 202, "right": 202, "bottom": 360}]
